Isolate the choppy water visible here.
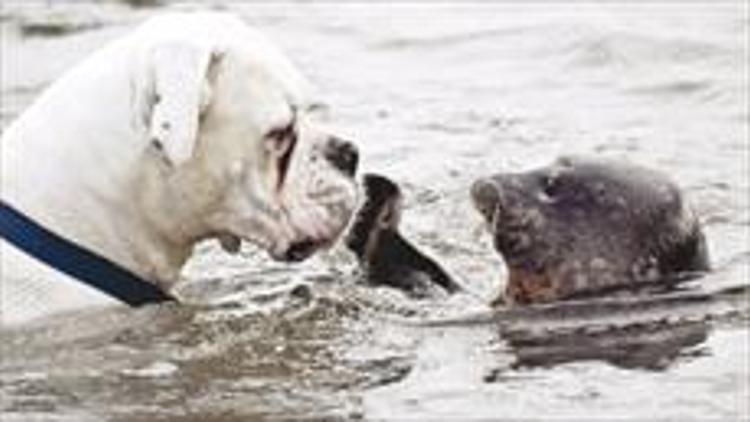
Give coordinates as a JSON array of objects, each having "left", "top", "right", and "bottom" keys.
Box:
[{"left": 1, "top": 2, "right": 748, "bottom": 420}]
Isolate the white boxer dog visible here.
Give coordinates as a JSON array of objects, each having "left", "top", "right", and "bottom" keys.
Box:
[{"left": 0, "top": 12, "right": 359, "bottom": 326}]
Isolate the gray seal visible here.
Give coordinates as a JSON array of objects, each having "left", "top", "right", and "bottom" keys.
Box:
[
  {"left": 471, "top": 156, "right": 710, "bottom": 305},
  {"left": 345, "top": 174, "right": 462, "bottom": 297}
]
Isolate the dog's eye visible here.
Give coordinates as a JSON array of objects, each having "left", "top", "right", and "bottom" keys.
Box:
[
  {"left": 266, "top": 124, "right": 295, "bottom": 155},
  {"left": 541, "top": 175, "right": 561, "bottom": 199},
  {"left": 266, "top": 123, "right": 297, "bottom": 189}
]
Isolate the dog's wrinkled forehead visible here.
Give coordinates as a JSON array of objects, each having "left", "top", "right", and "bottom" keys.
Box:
[{"left": 219, "top": 31, "right": 317, "bottom": 116}]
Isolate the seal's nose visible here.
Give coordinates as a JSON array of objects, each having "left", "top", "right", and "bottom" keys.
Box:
[
  {"left": 325, "top": 136, "right": 359, "bottom": 177},
  {"left": 471, "top": 178, "right": 501, "bottom": 220}
]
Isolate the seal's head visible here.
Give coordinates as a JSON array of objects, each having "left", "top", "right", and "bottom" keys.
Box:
[{"left": 471, "top": 156, "right": 709, "bottom": 305}]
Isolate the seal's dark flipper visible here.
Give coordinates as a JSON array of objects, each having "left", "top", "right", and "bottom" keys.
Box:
[
  {"left": 345, "top": 174, "right": 402, "bottom": 259},
  {"left": 345, "top": 173, "right": 462, "bottom": 297}
]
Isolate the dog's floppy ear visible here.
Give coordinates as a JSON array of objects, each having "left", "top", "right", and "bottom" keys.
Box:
[{"left": 147, "top": 41, "right": 222, "bottom": 166}]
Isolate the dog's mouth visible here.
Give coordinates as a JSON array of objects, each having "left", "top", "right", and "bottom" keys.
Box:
[
  {"left": 276, "top": 238, "right": 321, "bottom": 262},
  {"left": 270, "top": 185, "right": 357, "bottom": 263},
  {"left": 218, "top": 231, "right": 328, "bottom": 263},
  {"left": 218, "top": 233, "right": 242, "bottom": 254},
  {"left": 217, "top": 177, "right": 358, "bottom": 262}
]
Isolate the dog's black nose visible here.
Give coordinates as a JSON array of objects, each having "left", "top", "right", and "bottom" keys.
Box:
[{"left": 325, "top": 136, "right": 359, "bottom": 176}]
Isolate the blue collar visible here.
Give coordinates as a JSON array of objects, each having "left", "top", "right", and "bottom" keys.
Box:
[{"left": 0, "top": 201, "right": 174, "bottom": 306}]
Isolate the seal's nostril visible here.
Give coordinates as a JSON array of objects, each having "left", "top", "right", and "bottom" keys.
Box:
[{"left": 471, "top": 179, "right": 500, "bottom": 213}]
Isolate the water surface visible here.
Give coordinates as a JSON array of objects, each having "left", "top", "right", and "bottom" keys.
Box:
[{"left": 1, "top": 2, "right": 748, "bottom": 420}]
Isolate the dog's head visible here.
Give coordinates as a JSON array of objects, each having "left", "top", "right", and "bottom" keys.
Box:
[{"left": 136, "top": 14, "right": 358, "bottom": 262}]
